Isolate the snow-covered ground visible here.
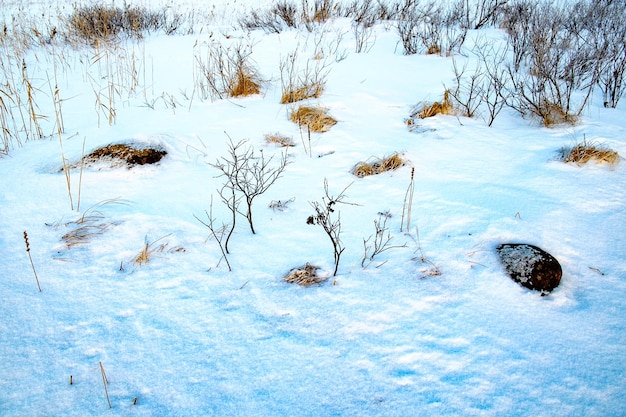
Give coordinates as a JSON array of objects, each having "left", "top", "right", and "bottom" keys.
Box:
[{"left": 1, "top": 1, "right": 625, "bottom": 416}]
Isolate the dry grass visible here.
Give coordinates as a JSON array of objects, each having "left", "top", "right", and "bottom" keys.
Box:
[
  {"left": 264, "top": 132, "right": 295, "bottom": 147},
  {"left": 352, "top": 153, "right": 406, "bottom": 177},
  {"left": 416, "top": 90, "right": 454, "bottom": 119},
  {"left": 132, "top": 235, "right": 179, "bottom": 266},
  {"left": 284, "top": 263, "right": 327, "bottom": 286},
  {"left": 289, "top": 105, "right": 337, "bottom": 132},
  {"left": 228, "top": 68, "right": 262, "bottom": 97},
  {"left": 560, "top": 140, "right": 620, "bottom": 166},
  {"left": 66, "top": 4, "right": 163, "bottom": 42},
  {"left": 280, "top": 82, "right": 324, "bottom": 104},
  {"left": 76, "top": 143, "right": 167, "bottom": 168},
  {"left": 539, "top": 101, "right": 577, "bottom": 126},
  {"left": 55, "top": 199, "right": 126, "bottom": 248}
]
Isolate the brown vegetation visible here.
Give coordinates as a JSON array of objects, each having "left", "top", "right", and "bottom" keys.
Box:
[
  {"left": 79, "top": 143, "right": 167, "bottom": 168},
  {"left": 289, "top": 105, "right": 337, "bottom": 132},
  {"left": 284, "top": 263, "right": 327, "bottom": 286},
  {"left": 560, "top": 140, "right": 620, "bottom": 166},
  {"left": 351, "top": 153, "right": 405, "bottom": 177}
]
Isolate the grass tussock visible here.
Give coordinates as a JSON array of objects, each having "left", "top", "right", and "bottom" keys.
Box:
[
  {"left": 289, "top": 105, "right": 337, "bottom": 132},
  {"left": 78, "top": 143, "right": 167, "bottom": 168},
  {"left": 284, "top": 263, "right": 327, "bottom": 286},
  {"left": 539, "top": 101, "right": 577, "bottom": 126},
  {"left": 228, "top": 68, "right": 262, "bottom": 97},
  {"left": 66, "top": 4, "right": 163, "bottom": 42},
  {"left": 53, "top": 199, "right": 126, "bottom": 248},
  {"left": 352, "top": 153, "right": 406, "bottom": 177},
  {"left": 416, "top": 90, "right": 454, "bottom": 119},
  {"left": 264, "top": 132, "right": 295, "bottom": 147},
  {"left": 560, "top": 140, "right": 620, "bottom": 166},
  {"left": 280, "top": 82, "right": 324, "bottom": 104}
]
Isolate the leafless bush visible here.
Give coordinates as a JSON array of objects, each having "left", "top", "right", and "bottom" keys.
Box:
[
  {"left": 361, "top": 211, "right": 406, "bottom": 268},
  {"left": 499, "top": 0, "right": 535, "bottom": 72},
  {"left": 210, "top": 138, "right": 290, "bottom": 236},
  {"left": 239, "top": 1, "right": 299, "bottom": 33},
  {"left": 193, "top": 40, "right": 262, "bottom": 102},
  {"left": 461, "top": 0, "right": 508, "bottom": 30},
  {"left": 500, "top": 0, "right": 602, "bottom": 125},
  {"left": 194, "top": 196, "right": 233, "bottom": 271},
  {"left": 396, "top": 0, "right": 467, "bottom": 56},
  {"left": 301, "top": 0, "right": 335, "bottom": 30},
  {"left": 447, "top": 58, "right": 485, "bottom": 119},
  {"left": 447, "top": 40, "right": 510, "bottom": 126},
  {"left": 567, "top": 0, "right": 626, "bottom": 108},
  {"left": 307, "top": 180, "right": 355, "bottom": 276}
]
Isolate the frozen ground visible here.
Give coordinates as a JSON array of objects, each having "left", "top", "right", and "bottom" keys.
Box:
[{"left": 1, "top": 1, "right": 625, "bottom": 416}]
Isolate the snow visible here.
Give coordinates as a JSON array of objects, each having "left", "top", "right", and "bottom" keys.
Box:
[{"left": 1, "top": 1, "right": 626, "bottom": 416}]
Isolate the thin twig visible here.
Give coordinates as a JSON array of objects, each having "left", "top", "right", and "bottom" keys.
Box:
[
  {"left": 99, "top": 361, "right": 111, "bottom": 409},
  {"left": 23, "top": 231, "right": 41, "bottom": 292}
]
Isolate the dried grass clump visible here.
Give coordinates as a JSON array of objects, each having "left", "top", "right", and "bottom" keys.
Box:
[
  {"left": 54, "top": 199, "right": 126, "bottom": 248},
  {"left": 67, "top": 4, "right": 162, "bottom": 42},
  {"left": 280, "top": 82, "right": 324, "bottom": 104},
  {"left": 284, "top": 263, "right": 327, "bottom": 286},
  {"left": 228, "top": 68, "right": 262, "bottom": 97},
  {"left": 539, "top": 101, "right": 577, "bottom": 126},
  {"left": 289, "top": 105, "right": 337, "bottom": 132},
  {"left": 352, "top": 153, "right": 405, "bottom": 177},
  {"left": 264, "top": 132, "right": 295, "bottom": 147},
  {"left": 78, "top": 143, "right": 167, "bottom": 168},
  {"left": 560, "top": 140, "right": 620, "bottom": 166},
  {"left": 416, "top": 90, "right": 454, "bottom": 119}
]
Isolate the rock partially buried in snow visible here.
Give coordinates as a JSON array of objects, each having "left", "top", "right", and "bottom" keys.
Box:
[{"left": 496, "top": 243, "right": 562, "bottom": 295}]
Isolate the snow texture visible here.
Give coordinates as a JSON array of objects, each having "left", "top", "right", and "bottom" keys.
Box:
[{"left": 1, "top": 1, "right": 625, "bottom": 416}]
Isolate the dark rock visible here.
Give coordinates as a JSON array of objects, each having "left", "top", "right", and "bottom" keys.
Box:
[{"left": 496, "top": 243, "right": 562, "bottom": 294}]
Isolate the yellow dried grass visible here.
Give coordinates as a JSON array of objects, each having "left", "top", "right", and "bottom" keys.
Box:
[
  {"left": 289, "top": 105, "right": 337, "bottom": 132},
  {"left": 280, "top": 82, "right": 324, "bottom": 104},
  {"left": 228, "top": 68, "right": 261, "bottom": 97},
  {"left": 284, "top": 263, "right": 327, "bottom": 286},
  {"left": 352, "top": 153, "right": 405, "bottom": 177},
  {"left": 561, "top": 140, "right": 620, "bottom": 166},
  {"left": 264, "top": 132, "right": 295, "bottom": 147},
  {"left": 416, "top": 90, "right": 454, "bottom": 119}
]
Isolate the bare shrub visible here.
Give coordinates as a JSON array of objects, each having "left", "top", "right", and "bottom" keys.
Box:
[
  {"left": 194, "top": 196, "right": 233, "bottom": 271},
  {"left": 290, "top": 105, "right": 337, "bottom": 132},
  {"left": 361, "top": 211, "right": 407, "bottom": 268},
  {"left": 210, "top": 138, "right": 290, "bottom": 235},
  {"left": 301, "top": 0, "right": 335, "bottom": 29},
  {"left": 239, "top": 1, "right": 299, "bottom": 33},
  {"left": 500, "top": 0, "right": 603, "bottom": 125},
  {"left": 569, "top": 0, "right": 626, "bottom": 109},
  {"left": 307, "top": 180, "right": 355, "bottom": 276},
  {"left": 397, "top": 0, "right": 467, "bottom": 56},
  {"left": 351, "top": 153, "right": 405, "bottom": 177},
  {"left": 461, "top": 0, "right": 508, "bottom": 30},
  {"left": 559, "top": 139, "right": 620, "bottom": 167}
]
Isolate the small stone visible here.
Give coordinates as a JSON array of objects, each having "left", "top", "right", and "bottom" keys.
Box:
[{"left": 496, "top": 243, "right": 562, "bottom": 294}]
